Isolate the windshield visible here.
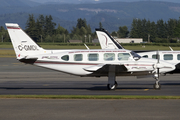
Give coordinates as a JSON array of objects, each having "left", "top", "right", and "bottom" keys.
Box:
[{"left": 130, "top": 51, "right": 141, "bottom": 60}]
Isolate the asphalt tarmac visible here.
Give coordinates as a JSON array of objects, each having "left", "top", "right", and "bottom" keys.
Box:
[
  {"left": 1, "top": 57, "right": 180, "bottom": 120},
  {"left": 0, "top": 57, "right": 180, "bottom": 95},
  {"left": 0, "top": 99, "right": 179, "bottom": 120}
]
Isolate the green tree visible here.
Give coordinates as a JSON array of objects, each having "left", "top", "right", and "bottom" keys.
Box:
[
  {"left": 44, "top": 15, "right": 56, "bottom": 36},
  {"left": 56, "top": 24, "right": 68, "bottom": 35},
  {"left": 118, "top": 26, "right": 129, "bottom": 38},
  {"left": 76, "top": 18, "right": 87, "bottom": 29},
  {"left": 156, "top": 19, "right": 167, "bottom": 38},
  {"left": 25, "top": 14, "right": 38, "bottom": 42},
  {"left": 38, "top": 14, "right": 45, "bottom": 39},
  {"left": 130, "top": 18, "right": 139, "bottom": 38},
  {"left": 111, "top": 31, "right": 117, "bottom": 37},
  {"left": 36, "top": 19, "right": 44, "bottom": 42},
  {"left": 149, "top": 21, "right": 157, "bottom": 42},
  {"left": 71, "top": 18, "right": 92, "bottom": 42},
  {"left": 0, "top": 26, "right": 9, "bottom": 42},
  {"left": 167, "top": 19, "right": 177, "bottom": 39},
  {"left": 174, "top": 22, "right": 180, "bottom": 40}
]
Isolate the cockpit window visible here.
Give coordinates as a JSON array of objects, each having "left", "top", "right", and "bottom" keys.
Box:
[
  {"left": 152, "top": 54, "right": 160, "bottom": 59},
  {"left": 118, "top": 53, "right": 130, "bottom": 60},
  {"left": 61, "top": 55, "right": 69, "bottom": 61},
  {"left": 142, "top": 55, "right": 148, "bottom": 58},
  {"left": 130, "top": 51, "right": 141, "bottom": 60}
]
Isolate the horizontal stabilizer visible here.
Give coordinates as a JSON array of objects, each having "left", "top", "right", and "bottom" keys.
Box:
[{"left": 19, "top": 57, "right": 38, "bottom": 64}]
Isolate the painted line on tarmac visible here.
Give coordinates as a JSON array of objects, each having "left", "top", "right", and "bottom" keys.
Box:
[
  {"left": 12, "top": 63, "right": 23, "bottom": 65},
  {"left": 144, "top": 89, "right": 149, "bottom": 91}
]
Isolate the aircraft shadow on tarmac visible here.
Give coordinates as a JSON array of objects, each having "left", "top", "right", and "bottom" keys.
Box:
[
  {"left": 0, "top": 86, "right": 154, "bottom": 91},
  {"left": 0, "top": 82, "right": 179, "bottom": 91}
]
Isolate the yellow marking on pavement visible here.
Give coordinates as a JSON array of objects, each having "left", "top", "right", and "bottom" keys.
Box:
[
  {"left": 12, "top": 63, "right": 22, "bottom": 64},
  {"left": 144, "top": 89, "right": 149, "bottom": 91},
  {"left": 2, "top": 65, "right": 8, "bottom": 66}
]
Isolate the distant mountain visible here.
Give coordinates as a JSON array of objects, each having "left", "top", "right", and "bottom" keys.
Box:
[
  {"left": 30, "top": 0, "right": 180, "bottom": 4},
  {"left": 1, "top": 1, "right": 180, "bottom": 32},
  {"left": 0, "top": 0, "right": 40, "bottom": 7}
]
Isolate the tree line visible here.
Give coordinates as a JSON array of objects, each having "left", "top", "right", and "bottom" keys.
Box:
[
  {"left": 129, "top": 18, "right": 180, "bottom": 43},
  {"left": 1, "top": 14, "right": 180, "bottom": 43}
]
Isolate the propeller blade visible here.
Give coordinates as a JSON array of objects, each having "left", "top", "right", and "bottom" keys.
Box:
[
  {"left": 157, "top": 68, "right": 160, "bottom": 79},
  {"left": 156, "top": 50, "right": 160, "bottom": 79},
  {"left": 157, "top": 50, "right": 160, "bottom": 63}
]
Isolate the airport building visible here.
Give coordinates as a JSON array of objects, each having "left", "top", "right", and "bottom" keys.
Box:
[{"left": 115, "top": 38, "right": 143, "bottom": 43}]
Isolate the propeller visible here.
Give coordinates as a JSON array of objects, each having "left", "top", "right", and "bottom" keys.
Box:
[
  {"left": 153, "top": 50, "right": 160, "bottom": 79},
  {"left": 153, "top": 50, "right": 161, "bottom": 90},
  {"left": 156, "top": 50, "right": 160, "bottom": 79}
]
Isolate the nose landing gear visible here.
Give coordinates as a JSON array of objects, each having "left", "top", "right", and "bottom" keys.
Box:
[
  {"left": 153, "top": 74, "right": 161, "bottom": 90},
  {"left": 153, "top": 81, "right": 161, "bottom": 90}
]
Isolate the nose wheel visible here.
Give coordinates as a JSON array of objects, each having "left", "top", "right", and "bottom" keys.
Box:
[{"left": 153, "top": 81, "right": 161, "bottom": 90}]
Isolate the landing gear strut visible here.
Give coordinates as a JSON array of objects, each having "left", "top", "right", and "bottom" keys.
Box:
[
  {"left": 153, "top": 74, "right": 161, "bottom": 90},
  {"left": 153, "top": 81, "right": 161, "bottom": 90},
  {"left": 107, "top": 65, "right": 118, "bottom": 90}
]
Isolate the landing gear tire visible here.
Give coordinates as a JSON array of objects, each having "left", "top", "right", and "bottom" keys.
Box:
[
  {"left": 153, "top": 82, "right": 161, "bottom": 90},
  {"left": 107, "top": 81, "right": 118, "bottom": 90}
]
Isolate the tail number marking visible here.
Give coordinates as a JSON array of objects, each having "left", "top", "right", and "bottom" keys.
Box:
[{"left": 18, "top": 45, "right": 39, "bottom": 51}]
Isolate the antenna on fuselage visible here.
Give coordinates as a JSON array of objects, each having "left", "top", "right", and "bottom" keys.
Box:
[
  {"left": 169, "top": 46, "right": 173, "bottom": 51},
  {"left": 84, "top": 43, "right": 90, "bottom": 50}
]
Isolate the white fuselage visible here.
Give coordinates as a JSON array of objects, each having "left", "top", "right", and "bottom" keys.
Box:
[{"left": 27, "top": 49, "right": 175, "bottom": 76}]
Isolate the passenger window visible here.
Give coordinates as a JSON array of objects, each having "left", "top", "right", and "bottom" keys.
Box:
[
  {"left": 164, "top": 54, "right": 173, "bottom": 60},
  {"left": 104, "top": 53, "right": 115, "bottom": 61},
  {"left": 142, "top": 55, "right": 148, "bottom": 58},
  {"left": 88, "top": 54, "right": 99, "bottom": 61},
  {"left": 61, "top": 55, "right": 69, "bottom": 61},
  {"left": 152, "top": 54, "right": 160, "bottom": 59},
  {"left": 118, "top": 53, "right": 130, "bottom": 60},
  {"left": 177, "top": 54, "right": 180, "bottom": 60},
  {"left": 74, "top": 54, "right": 83, "bottom": 61}
]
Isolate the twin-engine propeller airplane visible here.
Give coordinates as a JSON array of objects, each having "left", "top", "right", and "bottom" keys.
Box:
[{"left": 6, "top": 23, "right": 175, "bottom": 90}]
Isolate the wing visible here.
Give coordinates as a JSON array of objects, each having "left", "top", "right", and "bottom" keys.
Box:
[{"left": 83, "top": 63, "right": 127, "bottom": 75}]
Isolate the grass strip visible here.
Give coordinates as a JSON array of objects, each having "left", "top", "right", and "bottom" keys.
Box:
[{"left": 0, "top": 95, "right": 179, "bottom": 99}]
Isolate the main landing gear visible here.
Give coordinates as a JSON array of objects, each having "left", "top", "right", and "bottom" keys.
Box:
[
  {"left": 107, "top": 81, "right": 118, "bottom": 90},
  {"left": 107, "top": 65, "right": 118, "bottom": 90}
]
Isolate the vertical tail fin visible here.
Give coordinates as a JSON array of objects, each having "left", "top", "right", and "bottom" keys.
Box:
[
  {"left": 96, "top": 28, "right": 124, "bottom": 49},
  {"left": 6, "top": 23, "right": 44, "bottom": 59}
]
